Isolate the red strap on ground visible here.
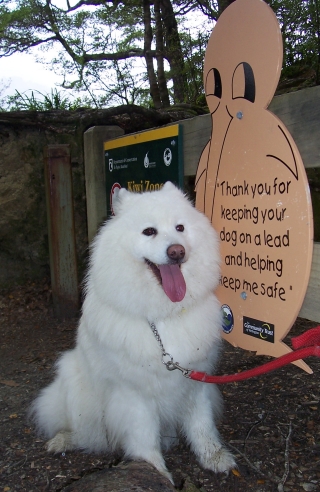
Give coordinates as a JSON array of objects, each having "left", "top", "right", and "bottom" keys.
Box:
[{"left": 189, "top": 325, "right": 320, "bottom": 384}]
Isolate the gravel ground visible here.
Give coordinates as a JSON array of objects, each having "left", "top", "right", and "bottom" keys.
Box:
[{"left": 0, "top": 279, "right": 319, "bottom": 491}]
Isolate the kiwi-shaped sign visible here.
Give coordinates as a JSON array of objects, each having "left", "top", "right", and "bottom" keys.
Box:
[{"left": 195, "top": 0, "right": 313, "bottom": 373}]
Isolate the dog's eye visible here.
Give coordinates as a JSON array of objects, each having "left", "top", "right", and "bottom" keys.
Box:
[
  {"left": 176, "top": 224, "right": 184, "bottom": 232},
  {"left": 142, "top": 227, "right": 157, "bottom": 236}
]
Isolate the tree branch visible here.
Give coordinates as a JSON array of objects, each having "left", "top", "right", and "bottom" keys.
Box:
[
  {"left": 0, "top": 36, "right": 57, "bottom": 57},
  {"left": 60, "top": 0, "right": 114, "bottom": 14}
]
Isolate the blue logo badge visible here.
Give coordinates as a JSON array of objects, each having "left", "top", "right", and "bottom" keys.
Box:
[{"left": 221, "top": 305, "right": 234, "bottom": 334}]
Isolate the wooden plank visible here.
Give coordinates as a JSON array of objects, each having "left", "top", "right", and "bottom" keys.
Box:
[
  {"left": 179, "top": 114, "right": 211, "bottom": 176},
  {"left": 299, "top": 242, "right": 320, "bottom": 322},
  {"left": 269, "top": 86, "right": 320, "bottom": 169},
  {"left": 182, "top": 85, "right": 320, "bottom": 176}
]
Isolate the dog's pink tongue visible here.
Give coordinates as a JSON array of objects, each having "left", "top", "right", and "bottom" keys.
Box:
[{"left": 158, "top": 264, "right": 186, "bottom": 302}]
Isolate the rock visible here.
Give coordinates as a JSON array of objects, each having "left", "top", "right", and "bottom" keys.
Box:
[
  {"left": 301, "top": 484, "right": 317, "bottom": 492},
  {"left": 181, "top": 476, "right": 204, "bottom": 491},
  {"left": 61, "top": 460, "right": 176, "bottom": 492}
]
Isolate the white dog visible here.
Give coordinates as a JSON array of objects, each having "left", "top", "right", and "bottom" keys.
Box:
[{"left": 31, "top": 182, "right": 235, "bottom": 482}]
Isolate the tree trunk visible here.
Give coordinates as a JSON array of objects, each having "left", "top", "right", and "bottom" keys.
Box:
[
  {"left": 160, "top": 0, "right": 186, "bottom": 104},
  {"left": 143, "top": 0, "right": 162, "bottom": 109},
  {"left": 154, "top": 0, "right": 171, "bottom": 107}
]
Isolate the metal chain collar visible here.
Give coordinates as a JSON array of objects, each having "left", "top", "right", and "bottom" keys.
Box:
[{"left": 149, "top": 322, "right": 191, "bottom": 377}]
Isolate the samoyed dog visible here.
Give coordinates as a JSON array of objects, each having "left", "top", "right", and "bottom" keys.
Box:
[{"left": 31, "top": 181, "right": 235, "bottom": 482}]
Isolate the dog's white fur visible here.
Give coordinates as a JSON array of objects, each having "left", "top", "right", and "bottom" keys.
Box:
[{"left": 31, "top": 182, "right": 235, "bottom": 482}]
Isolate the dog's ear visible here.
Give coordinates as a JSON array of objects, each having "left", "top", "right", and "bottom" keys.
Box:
[{"left": 112, "top": 187, "right": 128, "bottom": 215}]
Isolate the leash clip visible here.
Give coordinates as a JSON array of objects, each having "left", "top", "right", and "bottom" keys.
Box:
[{"left": 162, "top": 352, "right": 191, "bottom": 378}]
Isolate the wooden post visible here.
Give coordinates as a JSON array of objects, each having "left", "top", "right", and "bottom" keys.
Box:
[
  {"left": 44, "top": 145, "right": 79, "bottom": 319},
  {"left": 84, "top": 126, "right": 124, "bottom": 243}
]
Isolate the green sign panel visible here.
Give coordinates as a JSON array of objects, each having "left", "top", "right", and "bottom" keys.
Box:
[{"left": 104, "top": 124, "right": 183, "bottom": 215}]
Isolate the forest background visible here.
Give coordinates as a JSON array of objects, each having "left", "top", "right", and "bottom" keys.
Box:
[{"left": 0, "top": 0, "right": 319, "bottom": 112}]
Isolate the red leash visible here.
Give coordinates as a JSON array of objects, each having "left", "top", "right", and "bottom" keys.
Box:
[{"left": 189, "top": 325, "right": 320, "bottom": 384}]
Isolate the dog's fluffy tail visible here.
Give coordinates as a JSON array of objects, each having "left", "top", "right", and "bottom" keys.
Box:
[{"left": 29, "top": 372, "right": 69, "bottom": 440}]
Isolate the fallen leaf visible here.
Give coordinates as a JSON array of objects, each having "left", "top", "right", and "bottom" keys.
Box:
[
  {"left": 15, "top": 450, "right": 25, "bottom": 457},
  {"left": 232, "top": 468, "right": 241, "bottom": 477},
  {"left": 0, "top": 380, "right": 19, "bottom": 387}
]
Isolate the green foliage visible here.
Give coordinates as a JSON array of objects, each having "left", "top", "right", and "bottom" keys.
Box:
[
  {"left": 180, "top": 30, "right": 210, "bottom": 105},
  {"left": 4, "top": 88, "right": 88, "bottom": 111},
  {"left": 268, "top": 0, "right": 320, "bottom": 87}
]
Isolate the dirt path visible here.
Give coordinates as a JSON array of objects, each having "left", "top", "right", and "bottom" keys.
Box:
[{"left": 0, "top": 280, "right": 319, "bottom": 491}]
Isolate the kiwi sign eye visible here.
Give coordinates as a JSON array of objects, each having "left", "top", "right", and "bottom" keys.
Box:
[
  {"left": 176, "top": 224, "right": 184, "bottom": 232},
  {"left": 143, "top": 227, "right": 157, "bottom": 236}
]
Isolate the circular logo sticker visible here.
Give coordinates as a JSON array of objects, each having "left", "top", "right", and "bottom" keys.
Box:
[
  {"left": 163, "top": 148, "right": 172, "bottom": 166},
  {"left": 221, "top": 304, "right": 234, "bottom": 334}
]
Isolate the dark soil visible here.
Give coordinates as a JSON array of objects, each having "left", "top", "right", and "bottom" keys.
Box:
[{"left": 1, "top": 279, "right": 319, "bottom": 491}]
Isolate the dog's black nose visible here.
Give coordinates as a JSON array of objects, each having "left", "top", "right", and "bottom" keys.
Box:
[{"left": 167, "top": 244, "right": 185, "bottom": 263}]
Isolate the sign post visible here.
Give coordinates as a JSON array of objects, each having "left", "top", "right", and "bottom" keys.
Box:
[{"left": 195, "top": 0, "right": 313, "bottom": 372}]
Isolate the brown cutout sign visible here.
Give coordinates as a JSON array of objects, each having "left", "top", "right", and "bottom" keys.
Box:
[{"left": 195, "top": 0, "right": 314, "bottom": 373}]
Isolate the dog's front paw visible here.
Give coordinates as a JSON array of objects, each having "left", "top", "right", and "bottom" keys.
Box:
[
  {"left": 201, "top": 446, "right": 236, "bottom": 474},
  {"left": 46, "top": 431, "right": 74, "bottom": 453}
]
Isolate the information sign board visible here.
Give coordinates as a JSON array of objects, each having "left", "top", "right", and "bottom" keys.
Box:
[
  {"left": 104, "top": 125, "right": 183, "bottom": 216},
  {"left": 195, "top": 0, "right": 313, "bottom": 372}
]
